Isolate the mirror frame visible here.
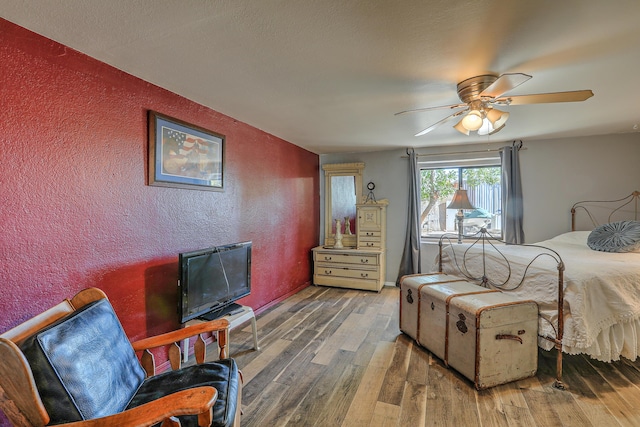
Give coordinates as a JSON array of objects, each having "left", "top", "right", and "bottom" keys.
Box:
[{"left": 322, "top": 162, "right": 364, "bottom": 247}]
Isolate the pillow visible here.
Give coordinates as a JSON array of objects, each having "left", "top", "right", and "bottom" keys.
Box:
[{"left": 587, "top": 220, "right": 640, "bottom": 253}]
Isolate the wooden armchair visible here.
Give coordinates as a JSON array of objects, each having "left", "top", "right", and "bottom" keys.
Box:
[{"left": 0, "top": 288, "right": 242, "bottom": 427}]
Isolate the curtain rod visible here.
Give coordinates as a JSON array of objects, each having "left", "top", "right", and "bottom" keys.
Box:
[{"left": 402, "top": 145, "right": 526, "bottom": 158}]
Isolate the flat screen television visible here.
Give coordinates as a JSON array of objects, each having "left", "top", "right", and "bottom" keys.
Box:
[{"left": 178, "top": 241, "right": 251, "bottom": 324}]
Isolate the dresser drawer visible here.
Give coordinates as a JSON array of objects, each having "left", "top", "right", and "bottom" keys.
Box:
[
  {"left": 315, "top": 264, "right": 380, "bottom": 280},
  {"left": 314, "top": 252, "right": 379, "bottom": 266},
  {"left": 360, "top": 231, "right": 381, "bottom": 238},
  {"left": 312, "top": 246, "right": 385, "bottom": 292},
  {"left": 312, "top": 274, "right": 381, "bottom": 291},
  {"left": 359, "top": 241, "right": 381, "bottom": 249}
]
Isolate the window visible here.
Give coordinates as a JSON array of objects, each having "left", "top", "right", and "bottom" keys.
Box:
[{"left": 420, "top": 165, "right": 502, "bottom": 239}]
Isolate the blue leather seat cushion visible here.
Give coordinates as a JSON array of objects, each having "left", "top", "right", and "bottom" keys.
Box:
[
  {"left": 19, "top": 299, "right": 146, "bottom": 424},
  {"left": 127, "top": 359, "right": 240, "bottom": 427}
]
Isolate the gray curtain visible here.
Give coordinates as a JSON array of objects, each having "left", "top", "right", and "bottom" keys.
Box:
[
  {"left": 396, "top": 148, "right": 421, "bottom": 285},
  {"left": 501, "top": 141, "right": 525, "bottom": 244}
]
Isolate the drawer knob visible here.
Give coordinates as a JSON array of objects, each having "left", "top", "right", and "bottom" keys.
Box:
[
  {"left": 360, "top": 273, "right": 369, "bottom": 278},
  {"left": 360, "top": 258, "right": 369, "bottom": 264},
  {"left": 324, "top": 270, "right": 332, "bottom": 275},
  {"left": 324, "top": 256, "right": 332, "bottom": 261}
]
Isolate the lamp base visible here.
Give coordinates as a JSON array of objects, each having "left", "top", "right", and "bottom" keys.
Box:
[{"left": 456, "top": 210, "right": 464, "bottom": 244}]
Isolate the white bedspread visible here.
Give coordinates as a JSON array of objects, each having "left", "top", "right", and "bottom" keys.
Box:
[{"left": 439, "top": 231, "right": 640, "bottom": 362}]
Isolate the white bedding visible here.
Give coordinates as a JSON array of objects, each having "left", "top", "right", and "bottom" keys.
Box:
[{"left": 439, "top": 231, "right": 640, "bottom": 362}]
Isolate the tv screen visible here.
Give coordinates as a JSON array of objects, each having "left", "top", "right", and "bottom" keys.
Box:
[{"left": 178, "top": 241, "right": 251, "bottom": 323}]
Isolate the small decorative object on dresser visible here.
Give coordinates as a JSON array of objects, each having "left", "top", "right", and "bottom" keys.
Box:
[
  {"left": 334, "top": 218, "right": 344, "bottom": 248},
  {"left": 344, "top": 216, "right": 352, "bottom": 235}
]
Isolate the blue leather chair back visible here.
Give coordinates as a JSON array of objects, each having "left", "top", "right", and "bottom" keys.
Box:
[{"left": 20, "top": 299, "right": 146, "bottom": 424}]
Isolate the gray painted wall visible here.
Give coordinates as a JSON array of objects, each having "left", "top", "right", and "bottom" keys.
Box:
[{"left": 320, "top": 133, "right": 640, "bottom": 282}]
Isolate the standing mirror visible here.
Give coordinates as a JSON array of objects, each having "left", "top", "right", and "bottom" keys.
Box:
[{"left": 322, "top": 162, "right": 364, "bottom": 247}]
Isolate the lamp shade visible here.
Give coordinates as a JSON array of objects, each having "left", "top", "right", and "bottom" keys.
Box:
[
  {"left": 453, "top": 118, "right": 470, "bottom": 135},
  {"left": 486, "top": 108, "right": 509, "bottom": 128},
  {"left": 460, "top": 110, "right": 484, "bottom": 131},
  {"left": 477, "top": 118, "right": 506, "bottom": 136},
  {"left": 447, "top": 189, "right": 475, "bottom": 210}
]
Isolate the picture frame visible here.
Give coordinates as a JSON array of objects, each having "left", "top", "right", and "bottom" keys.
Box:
[{"left": 148, "top": 111, "right": 224, "bottom": 191}]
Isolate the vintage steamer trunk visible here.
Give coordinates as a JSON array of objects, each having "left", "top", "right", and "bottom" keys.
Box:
[
  {"left": 418, "top": 282, "right": 498, "bottom": 361},
  {"left": 447, "top": 292, "right": 539, "bottom": 389},
  {"left": 399, "top": 273, "right": 467, "bottom": 342}
]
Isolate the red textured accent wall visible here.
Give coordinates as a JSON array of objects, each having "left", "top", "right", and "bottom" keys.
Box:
[{"left": 0, "top": 18, "right": 317, "bottom": 365}]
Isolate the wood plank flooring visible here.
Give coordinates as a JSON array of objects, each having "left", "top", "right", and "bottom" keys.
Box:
[{"left": 213, "top": 285, "right": 640, "bottom": 426}]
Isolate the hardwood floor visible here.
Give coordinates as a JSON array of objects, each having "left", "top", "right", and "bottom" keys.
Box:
[{"left": 219, "top": 285, "right": 640, "bottom": 426}]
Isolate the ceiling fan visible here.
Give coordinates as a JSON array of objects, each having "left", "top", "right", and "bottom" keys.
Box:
[{"left": 396, "top": 73, "right": 593, "bottom": 137}]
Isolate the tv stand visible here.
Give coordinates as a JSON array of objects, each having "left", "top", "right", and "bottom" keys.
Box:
[
  {"left": 197, "top": 302, "right": 243, "bottom": 321},
  {"left": 182, "top": 304, "right": 259, "bottom": 362}
]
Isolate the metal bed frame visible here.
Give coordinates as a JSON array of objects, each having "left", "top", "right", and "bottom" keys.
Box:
[{"left": 437, "top": 190, "right": 639, "bottom": 390}]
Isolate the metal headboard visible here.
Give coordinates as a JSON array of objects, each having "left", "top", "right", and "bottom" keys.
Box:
[{"left": 571, "top": 190, "right": 639, "bottom": 231}]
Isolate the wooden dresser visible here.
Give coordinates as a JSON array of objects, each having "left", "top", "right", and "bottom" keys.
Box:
[{"left": 313, "top": 200, "right": 388, "bottom": 292}]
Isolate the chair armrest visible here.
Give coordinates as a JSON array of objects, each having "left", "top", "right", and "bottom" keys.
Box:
[
  {"left": 62, "top": 386, "right": 217, "bottom": 427},
  {"left": 131, "top": 319, "right": 230, "bottom": 374},
  {"left": 131, "top": 319, "right": 229, "bottom": 352}
]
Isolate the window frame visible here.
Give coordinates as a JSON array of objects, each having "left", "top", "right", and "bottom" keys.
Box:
[{"left": 419, "top": 162, "right": 503, "bottom": 240}]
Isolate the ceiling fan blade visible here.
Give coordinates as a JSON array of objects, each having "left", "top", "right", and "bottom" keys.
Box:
[
  {"left": 395, "top": 103, "right": 466, "bottom": 116},
  {"left": 414, "top": 110, "right": 467, "bottom": 137},
  {"left": 498, "top": 89, "right": 594, "bottom": 105},
  {"left": 480, "top": 73, "right": 532, "bottom": 98}
]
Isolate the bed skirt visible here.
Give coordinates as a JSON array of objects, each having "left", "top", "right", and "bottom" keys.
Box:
[{"left": 540, "top": 315, "right": 640, "bottom": 363}]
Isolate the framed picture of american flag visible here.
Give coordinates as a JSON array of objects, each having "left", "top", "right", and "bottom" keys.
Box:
[{"left": 148, "top": 111, "right": 224, "bottom": 191}]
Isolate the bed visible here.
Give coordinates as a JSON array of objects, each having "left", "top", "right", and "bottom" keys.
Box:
[{"left": 437, "top": 190, "right": 640, "bottom": 388}]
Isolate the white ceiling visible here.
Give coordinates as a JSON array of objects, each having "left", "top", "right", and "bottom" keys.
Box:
[{"left": 2, "top": 0, "right": 640, "bottom": 154}]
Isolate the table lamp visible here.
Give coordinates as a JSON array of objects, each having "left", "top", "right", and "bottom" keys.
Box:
[{"left": 447, "top": 189, "right": 475, "bottom": 244}]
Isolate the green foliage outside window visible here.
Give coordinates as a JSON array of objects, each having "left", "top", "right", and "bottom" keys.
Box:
[
  {"left": 420, "top": 167, "right": 501, "bottom": 231},
  {"left": 420, "top": 169, "right": 457, "bottom": 225}
]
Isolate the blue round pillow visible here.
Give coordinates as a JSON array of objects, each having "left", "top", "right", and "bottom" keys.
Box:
[{"left": 587, "top": 220, "right": 640, "bottom": 253}]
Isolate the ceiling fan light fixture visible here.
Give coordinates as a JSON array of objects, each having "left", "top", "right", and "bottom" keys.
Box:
[
  {"left": 486, "top": 108, "right": 510, "bottom": 128},
  {"left": 399, "top": 72, "right": 593, "bottom": 138},
  {"left": 477, "top": 118, "right": 506, "bottom": 136},
  {"left": 477, "top": 118, "right": 493, "bottom": 136},
  {"left": 461, "top": 110, "right": 484, "bottom": 131},
  {"left": 489, "top": 123, "right": 506, "bottom": 135},
  {"left": 453, "top": 118, "right": 470, "bottom": 135}
]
